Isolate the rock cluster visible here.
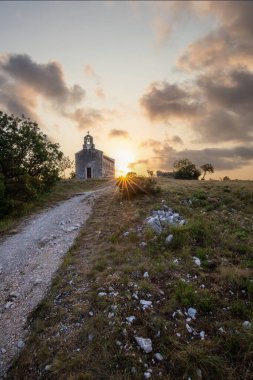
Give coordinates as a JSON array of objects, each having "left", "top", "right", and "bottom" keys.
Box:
[{"left": 145, "top": 207, "right": 186, "bottom": 234}]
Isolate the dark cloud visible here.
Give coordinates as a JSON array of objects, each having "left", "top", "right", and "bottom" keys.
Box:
[
  {"left": 151, "top": 143, "right": 253, "bottom": 171},
  {"left": 177, "top": 1, "right": 253, "bottom": 71},
  {"left": 140, "top": 81, "right": 200, "bottom": 121},
  {"left": 0, "top": 53, "right": 86, "bottom": 122},
  {"left": 0, "top": 54, "right": 110, "bottom": 131},
  {"left": 108, "top": 129, "right": 130, "bottom": 139},
  {"left": 0, "top": 54, "right": 85, "bottom": 108},
  {"left": 141, "top": 67, "right": 253, "bottom": 143}
]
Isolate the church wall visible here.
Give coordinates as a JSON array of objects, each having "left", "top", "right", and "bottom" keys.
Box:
[
  {"left": 75, "top": 149, "right": 103, "bottom": 179},
  {"left": 102, "top": 156, "right": 115, "bottom": 178}
]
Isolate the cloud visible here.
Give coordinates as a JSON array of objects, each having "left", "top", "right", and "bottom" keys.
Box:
[
  {"left": 153, "top": 16, "right": 172, "bottom": 44},
  {"left": 84, "top": 63, "right": 106, "bottom": 100},
  {"left": 177, "top": 1, "right": 253, "bottom": 71},
  {"left": 108, "top": 129, "right": 130, "bottom": 139},
  {"left": 95, "top": 86, "right": 105, "bottom": 99},
  {"left": 149, "top": 142, "right": 253, "bottom": 171},
  {"left": 0, "top": 54, "right": 85, "bottom": 110},
  {"left": 140, "top": 136, "right": 183, "bottom": 149},
  {"left": 0, "top": 54, "right": 111, "bottom": 132},
  {"left": 140, "top": 81, "right": 200, "bottom": 121},
  {"left": 84, "top": 64, "right": 96, "bottom": 78},
  {"left": 140, "top": 67, "right": 253, "bottom": 143},
  {"left": 128, "top": 159, "right": 149, "bottom": 171},
  {"left": 68, "top": 108, "right": 106, "bottom": 130}
]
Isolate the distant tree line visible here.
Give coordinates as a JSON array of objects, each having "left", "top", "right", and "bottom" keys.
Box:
[
  {"left": 156, "top": 158, "right": 214, "bottom": 180},
  {"left": 0, "top": 111, "right": 72, "bottom": 217}
]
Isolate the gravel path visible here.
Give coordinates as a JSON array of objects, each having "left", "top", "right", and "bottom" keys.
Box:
[{"left": 0, "top": 187, "right": 109, "bottom": 378}]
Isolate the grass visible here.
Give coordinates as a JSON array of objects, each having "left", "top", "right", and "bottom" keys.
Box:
[
  {"left": 6, "top": 178, "right": 253, "bottom": 379},
  {"left": 0, "top": 179, "right": 108, "bottom": 235}
]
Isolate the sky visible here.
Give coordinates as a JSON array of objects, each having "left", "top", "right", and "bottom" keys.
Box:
[{"left": 0, "top": 1, "right": 253, "bottom": 179}]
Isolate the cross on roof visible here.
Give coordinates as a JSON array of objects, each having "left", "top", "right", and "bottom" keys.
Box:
[{"left": 87, "top": 131, "right": 90, "bottom": 135}]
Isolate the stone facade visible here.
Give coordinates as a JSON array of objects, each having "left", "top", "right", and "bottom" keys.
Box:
[{"left": 75, "top": 133, "right": 115, "bottom": 179}]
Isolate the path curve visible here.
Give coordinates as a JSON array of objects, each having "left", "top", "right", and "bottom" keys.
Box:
[{"left": 0, "top": 187, "right": 110, "bottom": 378}]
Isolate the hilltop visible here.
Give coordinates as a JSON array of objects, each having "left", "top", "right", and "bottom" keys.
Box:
[{"left": 6, "top": 178, "right": 253, "bottom": 380}]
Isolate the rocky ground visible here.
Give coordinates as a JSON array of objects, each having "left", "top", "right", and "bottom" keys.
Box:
[{"left": 0, "top": 187, "right": 109, "bottom": 378}]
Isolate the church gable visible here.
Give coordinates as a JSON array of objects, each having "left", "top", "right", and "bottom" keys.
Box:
[{"left": 75, "top": 132, "right": 115, "bottom": 179}]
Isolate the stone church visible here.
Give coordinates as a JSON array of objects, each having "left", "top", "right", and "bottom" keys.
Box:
[{"left": 75, "top": 132, "right": 115, "bottom": 179}]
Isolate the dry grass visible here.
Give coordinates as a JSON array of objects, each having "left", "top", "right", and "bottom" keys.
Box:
[{"left": 7, "top": 178, "right": 253, "bottom": 379}]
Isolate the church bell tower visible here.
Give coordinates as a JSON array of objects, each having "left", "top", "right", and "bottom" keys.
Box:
[{"left": 83, "top": 131, "right": 95, "bottom": 150}]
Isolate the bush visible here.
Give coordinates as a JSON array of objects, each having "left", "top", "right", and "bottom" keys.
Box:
[
  {"left": 173, "top": 158, "right": 201, "bottom": 180},
  {"left": 116, "top": 173, "right": 160, "bottom": 198},
  {"left": 0, "top": 111, "right": 70, "bottom": 216}
]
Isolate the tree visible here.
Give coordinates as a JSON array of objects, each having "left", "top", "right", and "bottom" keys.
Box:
[
  {"left": 0, "top": 111, "right": 70, "bottom": 215},
  {"left": 173, "top": 158, "right": 201, "bottom": 180},
  {"left": 200, "top": 163, "right": 214, "bottom": 180},
  {"left": 147, "top": 169, "right": 154, "bottom": 177}
]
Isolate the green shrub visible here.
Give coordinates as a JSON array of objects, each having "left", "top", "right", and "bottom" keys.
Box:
[{"left": 116, "top": 173, "right": 161, "bottom": 198}]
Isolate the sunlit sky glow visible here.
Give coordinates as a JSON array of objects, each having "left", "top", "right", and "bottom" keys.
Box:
[{"left": 0, "top": 1, "right": 253, "bottom": 179}]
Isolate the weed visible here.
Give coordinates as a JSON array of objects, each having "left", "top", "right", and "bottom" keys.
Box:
[{"left": 175, "top": 281, "right": 196, "bottom": 306}]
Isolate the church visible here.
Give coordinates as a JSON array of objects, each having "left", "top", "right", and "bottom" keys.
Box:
[{"left": 75, "top": 132, "right": 115, "bottom": 179}]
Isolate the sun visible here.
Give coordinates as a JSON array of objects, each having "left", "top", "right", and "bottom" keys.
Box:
[{"left": 115, "top": 150, "right": 135, "bottom": 176}]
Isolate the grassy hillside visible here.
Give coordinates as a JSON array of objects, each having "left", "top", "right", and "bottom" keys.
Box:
[
  {"left": 0, "top": 179, "right": 108, "bottom": 235},
  {"left": 7, "top": 178, "right": 253, "bottom": 380}
]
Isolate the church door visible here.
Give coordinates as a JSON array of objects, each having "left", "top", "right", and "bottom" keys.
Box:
[{"left": 87, "top": 167, "right": 92, "bottom": 178}]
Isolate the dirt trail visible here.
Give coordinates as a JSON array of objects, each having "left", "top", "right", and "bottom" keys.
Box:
[{"left": 0, "top": 187, "right": 110, "bottom": 378}]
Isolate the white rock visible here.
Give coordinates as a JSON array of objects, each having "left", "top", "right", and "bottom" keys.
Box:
[
  {"left": 154, "top": 353, "right": 163, "bottom": 361},
  {"left": 135, "top": 336, "right": 153, "bottom": 353},
  {"left": 186, "top": 317, "right": 192, "bottom": 322},
  {"left": 123, "top": 231, "right": 130, "bottom": 237},
  {"left": 176, "top": 333, "right": 181, "bottom": 337},
  {"left": 17, "top": 340, "right": 25, "bottom": 349},
  {"left": 65, "top": 226, "right": 79, "bottom": 232},
  {"left": 146, "top": 217, "right": 162, "bottom": 234},
  {"left": 109, "top": 291, "right": 119, "bottom": 297},
  {"left": 173, "top": 258, "right": 179, "bottom": 265},
  {"left": 9, "top": 291, "right": 19, "bottom": 299},
  {"left": 126, "top": 316, "right": 136, "bottom": 324},
  {"left": 143, "top": 271, "right": 149, "bottom": 278},
  {"left": 1, "top": 348, "right": 6, "bottom": 354},
  {"left": 88, "top": 311, "right": 94, "bottom": 316},
  {"left": 188, "top": 307, "right": 197, "bottom": 319},
  {"left": 108, "top": 312, "right": 114, "bottom": 318},
  {"left": 218, "top": 327, "right": 226, "bottom": 333},
  {"left": 186, "top": 324, "right": 193, "bottom": 334},
  {"left": 144, "top": 372, "right": 152, "bottom": 379},
  {"left": 4, "top": 301, "right": 13, "bottom": 309},
  {"left": 200, "top": 284, "right": 205, "bottom": 289},
  {"left": 242, "top": 321, "right": 252, "bottom": 329},
  {"left": 140, "top": 242, "right": 147, "bottom": 248},
  {"left": 45, "top": 365, "right": 52, "bottom": 371},
  {"left": 165, "top": 234, "right": 174, "bottom": 244},
  {"left": 196, "top": 368, "right": 202, "bottom": 379},
  {"left": 98, "top": 292, "right": 107, "bottom": 297},
  {"left": 34, "top": 278, "right": 42, "bottom": 285},
  {"left": 193, "top": 257, "right": 201, "bottom": 266},
  {"left": 132, "top": 292, "right": 139, "bottom": 300},
  {"left": 200, "top": 331, "right": 205, "bottom": 340},
  {"left": 140, "top": 300, "right": 153, "bottom": 309}
]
